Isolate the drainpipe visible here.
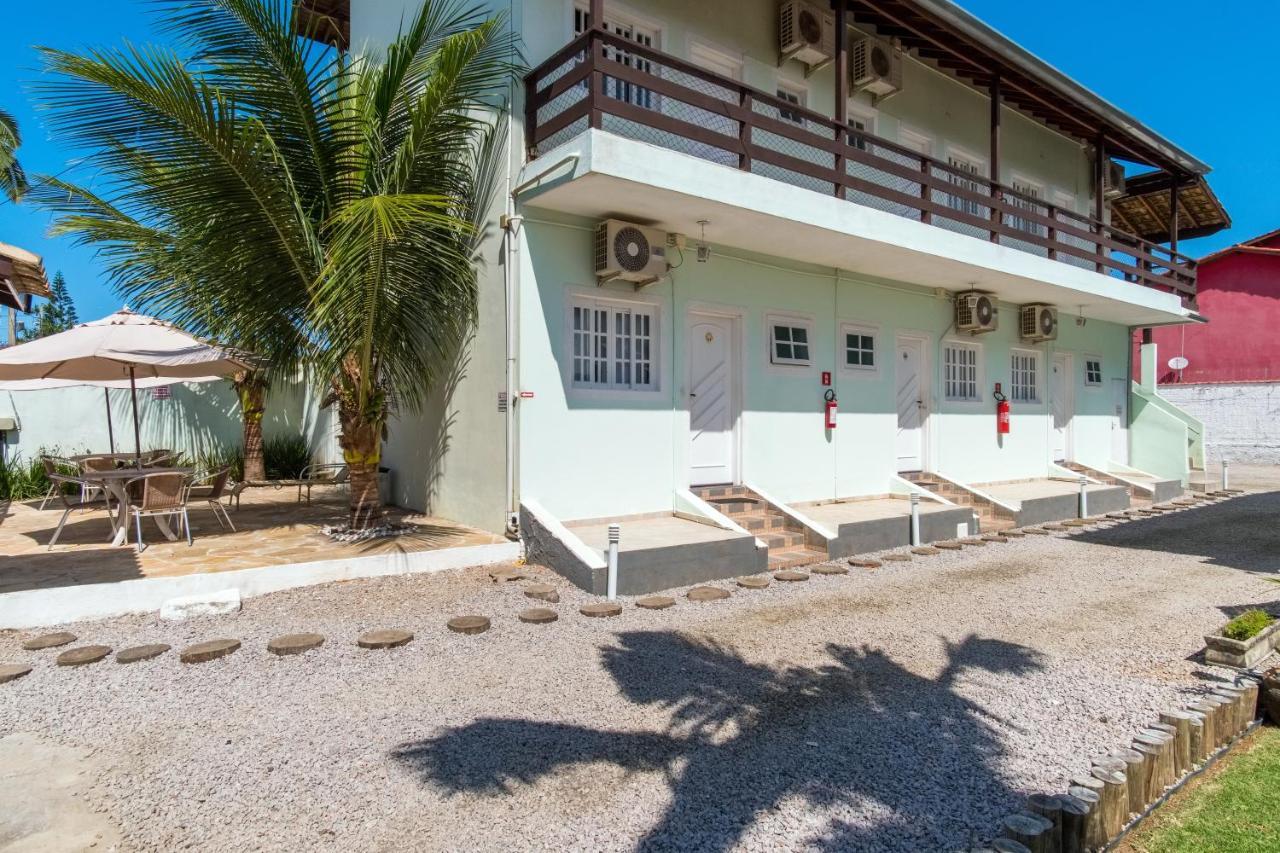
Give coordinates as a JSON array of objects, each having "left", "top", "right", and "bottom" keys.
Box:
[
  {"left": 909, "top": 492, "right": 921, "bottom": 546},
  {"left": 1078, "top": 475, "right": 1089, "bottom": 519},
  {"left": 502, "top": 71, "right": 523, "bottom": 539}
]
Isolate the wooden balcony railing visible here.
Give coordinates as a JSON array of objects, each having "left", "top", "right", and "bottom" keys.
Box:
[{"left": 525, "top": 29, "right": 1197, "bottom": 302}]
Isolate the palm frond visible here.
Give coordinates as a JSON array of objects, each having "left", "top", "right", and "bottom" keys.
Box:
[{"left": 0, "top": 107, "right": 28, "bottom": 202}]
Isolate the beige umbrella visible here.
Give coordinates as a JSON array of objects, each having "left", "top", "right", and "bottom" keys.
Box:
[{"left": 0, "top": 308, "right": 250, "bottom": 459}]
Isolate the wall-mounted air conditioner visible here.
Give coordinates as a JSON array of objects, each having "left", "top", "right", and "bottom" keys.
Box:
[
  {"left": 956, "top": 291, "right": 998, "bottom": 334},
  {"left": 779, "top": 1, "right": 835, "bottom": 70},
  {"left": 1103, "top": 160, "right": 1126, "bottom": 200},
  {"left": 1019, "top": 304, "right": 1058, "bottom": 342},
  {"left": 849, "top": 36, "right": 903, "bottom": 101},
  {"left": 594, "top": 219, "right": 667, "bottom": 285}
]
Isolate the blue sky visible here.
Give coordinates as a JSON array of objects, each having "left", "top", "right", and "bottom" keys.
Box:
[{"left": 1, "top": 1, "right": 1276, "bottom": 321}]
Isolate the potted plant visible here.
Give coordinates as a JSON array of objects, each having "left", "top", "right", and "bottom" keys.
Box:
[{"left": 1204, "top": 609, "right": 1280, "bottom": 668}]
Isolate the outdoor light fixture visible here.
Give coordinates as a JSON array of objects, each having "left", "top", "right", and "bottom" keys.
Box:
[{"left": 696, "top": 220, "right": 711, "bottom": 263}]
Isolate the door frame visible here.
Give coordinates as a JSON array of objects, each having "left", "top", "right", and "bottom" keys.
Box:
[
  {"left": 894, "top": 331, "right": 932, "bottom": 473},
  {"left": 1050, "top": 351, "right": 1074, "bottom": 463},
  {"left": 685, "top": 304, "right": 744, "bottom": 487}
]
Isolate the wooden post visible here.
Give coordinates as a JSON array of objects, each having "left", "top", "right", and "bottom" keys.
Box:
[
  {"left": 1135, "top": 730, "right": 1173, "bottom": 790},
  {"left": 588, "top": 29, "right": 604, "bottom": 130},
  {"left": 833, "top": 0, "right": 848, "bottom": 199},
  {"left": 1131, "top": 741, "right": 1163, "bottom": 804},
  {"left": 588, "top": 0, "right": 603, "bottom": 30},
  {"left": 1068, "top": 784, "right": 1106, "bottom": 851},
  {"left": 1059, "top": 793, "right": 1092, "bottom": 853},
  {"left": 1184, "top": 711, "right": 1206, "bottom": 766},
  {"left": 1026, "top": 793, "right": 1063, "bottom": 853},
  {"left": 1236, "top": 676, "right": 1261, "bottom": 725},
  {"left": 739, "top": 92, "right": 753, "bottom": 171},
  {"left": 1108, "top": 748, "right": 1145, "bottom": 816},
  {"left": 1212, "top": 688, "right": 1245, "bottom": 737},
  {"left": 989, "top": 72, "right": 1002, "bottom": 242},
  {"left": 1168, "top": 177, "right": 1180, "bottom": 253},
  {"left": 1093, "top": 133, "right": 1106, "bottom": 273},
  {"left": 1159, "top": 711, "right": 1194, "bottom": 776},
  {"left": 1091, "top": 766, "right": 1127, "bottom": 839},
  {"left": 1203, "top": 694, "right": 1233, "bottom": 746},
  {"left": 919, "top": 158, "right": 932, "bottom": 223},
  {"left": 1002, "top": 813, "right": 1053, "bottom": 853},
  {"left": 1147, "top": 726, "right": 1178, "bottom": 785}
]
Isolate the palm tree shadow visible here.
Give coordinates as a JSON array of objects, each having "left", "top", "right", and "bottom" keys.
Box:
[{"left": 393, "top": 630, "right": 1046, "bottom": 851}]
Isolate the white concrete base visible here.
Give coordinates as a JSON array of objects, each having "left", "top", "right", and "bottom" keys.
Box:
[
  {"left": 0, "top": 540, "right": 520, "bottom": 630},
  {"left": 159, "top": 588, "right": 242, "bottom": 621},
  {"left": 1159, "top": 382, "right": 1280, "bottom": 465}
]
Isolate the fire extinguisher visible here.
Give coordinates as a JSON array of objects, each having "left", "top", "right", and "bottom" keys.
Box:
[
  {"left": 824, "top": 388, "right": 838, "bottom": 430},
  {"left": 994, "top": 383, "right": 1011, "bottom": 435}
]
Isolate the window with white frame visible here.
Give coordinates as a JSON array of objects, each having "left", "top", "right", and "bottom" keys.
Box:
[
  {"left": 1084, "top": 357, "right": 1103, "bottom": 386},
  {"left": 1008, "top": 178, "right": 1045, "bottom": 237},
  {"left": 573, "top": 6, "right": 657, "bottom": 110},
  {"left": 776, "top": 85, "right": 805, "bottom": 125},
  {"left": 943, "top": 341, "right": 980, "bottom": 401},
  {"left": 769, "top": 317, "right": 812, "bottom": 366},
  {"left": 946, "top": 152, "right": 986, "bottom": 219},
  {"left": 846, "top": 106, "right": 876, "bottom": 152},
  {"left": 842, "top": 325, "right": 876, "bottom": 370},
  {"left": 570, "top": 297, "right": 657, "bottom": 390},
  {"left": 1010, "top": 350, "right": 1040, "bottom": 403}
]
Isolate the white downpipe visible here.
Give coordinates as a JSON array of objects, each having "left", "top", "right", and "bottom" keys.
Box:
[
  {"left": 1222, "top": 459, "right": 1229, "bottom": 491},
  {"left": 1078, "top": 475, "right": 1089, "bottom": 518},
  {"left": 606, "top": 523, "right": 620, "bottom": 600},
  {"left": 909, "top": 492, "right": 921, "bottom": 546},
  {"left": 502, "top": 213, "right": 521, "bottom": 536}
]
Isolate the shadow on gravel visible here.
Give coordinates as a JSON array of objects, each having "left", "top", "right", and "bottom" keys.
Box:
[
  {"left": 1071, "top": 492, "right": 1280, "bottom": 576},
  {"left": 394, "top": 631, "right": 1045, "bottom": 851}
]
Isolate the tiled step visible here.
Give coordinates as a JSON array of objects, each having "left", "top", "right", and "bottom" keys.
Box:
[
  {"left": 696, "top": 485, "right": 821, "bottom": 565},
  {"left": 734, "top": 512, "right": 792, "bottom": 532},
  {"left": 768, "top": 546, "right": 827, "bottom": 571},
  {"left": 762, "top": 530, "right": 807, "bottom": 549}
]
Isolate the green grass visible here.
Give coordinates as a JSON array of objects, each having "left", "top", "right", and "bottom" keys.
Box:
[
  {"left": 1221, "top": 610, "right": 1275, "bottom": 641},
  {"left": 1124, "top": 727, "right": 1280, "bottom": 853}
]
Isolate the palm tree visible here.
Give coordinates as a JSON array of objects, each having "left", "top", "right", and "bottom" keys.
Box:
[
  {"left": 0, "top": 107, "right": 27, "bottom": 202},
  {"left": 33, "top": 0, "right": 515, "bottom": 526}
]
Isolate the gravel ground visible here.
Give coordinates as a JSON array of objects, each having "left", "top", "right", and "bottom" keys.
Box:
[{"left": 2, "top": 492, "right": 1279, "bottom": 852}]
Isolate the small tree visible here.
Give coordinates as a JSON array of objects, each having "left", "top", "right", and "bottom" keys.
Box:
[
  {"left": 0, "top": 107, "right": 26, "bottom": 202},
  {"left": 22, "top": 271, "right": 79, "bottom": 341}
]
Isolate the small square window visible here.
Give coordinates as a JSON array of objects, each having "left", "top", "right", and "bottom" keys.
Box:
[
  {"left": 844, "top": 330, "right": 876, "bottom": 369},
  {"left": 1085, "top": 358, "right": 1103, "bottom": 386},
  {"left": 776, "top": 87, "right": 804, "bottom": 125},
  {"left": 770, "top": 320, "right": 812, "bottom": 366}
]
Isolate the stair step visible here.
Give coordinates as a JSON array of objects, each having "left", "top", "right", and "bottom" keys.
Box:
[
  {"left": 763, "top": 531, "right": 807, "bottom": 550},
  {"left": 736, "top": 512, "right": 793, "bottom": 532},
  {"left": 767, "top": 547, "right": 827, "bottom": 570}
]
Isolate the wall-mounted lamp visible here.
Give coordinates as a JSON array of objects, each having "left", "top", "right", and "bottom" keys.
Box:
[{"left": 695, "top": 220, "right": 711, "bottom": 263}]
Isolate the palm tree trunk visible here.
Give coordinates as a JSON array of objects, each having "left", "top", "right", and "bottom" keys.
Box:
[
  {"left": 236, "top": 374, "right": 268, "bottom": 482},
  {"left": 334, "top": 374, "right": 385, "bottom": 529}
]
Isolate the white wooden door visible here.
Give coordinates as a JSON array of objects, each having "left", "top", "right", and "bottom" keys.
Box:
[
  {"left": 687, "top": 314, "right": 736, "bottom": 486},
  {"left": 895, "top": 337, "right": 926, "bottom": 471},
  {"left": 1110, "top": 377, "right": 1129, "bottom": 464},
  {"left": 1050, "top": 354, "right": 1072, "bottom": 462}
]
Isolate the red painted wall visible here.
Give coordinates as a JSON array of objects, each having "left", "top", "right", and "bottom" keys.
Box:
[{"left": 1143, "top": 232, "right": 1280, "bottom": 384}]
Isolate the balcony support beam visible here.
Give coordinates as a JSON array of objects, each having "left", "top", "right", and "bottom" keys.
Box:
[
  {"left": 834, "top": 1, "right": 849, "bottom": 200},
  {"left": 1094, "top": 133, "right": 1106, "bottom": 273},
  {"left": 989, "top": 72, "right": 1001, "bottom": 242},
  {"left": 1168, "top": 178, "right": 1180, "bottom": 253}
]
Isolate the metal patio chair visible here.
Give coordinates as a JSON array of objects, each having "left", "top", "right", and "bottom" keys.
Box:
[
  {"left": 123, "top": 471, "right": 192, "bottom": 552},
  {"left": 45, "top": 473, "right": 115, "bottom": 549},
  {"left": 185, "top": 467, "right": 235, "bottom": 532},
  {"left": 296, "top": 462, "right": 349, "bottom": 504},
  {"left": 38, "top": 455, "right": 75, "bottom": 510},
  {"left": 78, "top": 455, "right": 118, "bottom": 504}
]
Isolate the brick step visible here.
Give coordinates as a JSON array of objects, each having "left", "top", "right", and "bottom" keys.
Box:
[
  {"left": 734, "top": 512, "right": 795, "bottom": 533},
  {"left": 762, "top": 530, "right": 807, "bottom": 550},
  {"left": 767, "top": 547, "right": 827, "bottom": 571}
]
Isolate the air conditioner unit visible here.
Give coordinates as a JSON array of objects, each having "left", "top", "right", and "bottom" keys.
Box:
[
  {"left": 594, "top": 219, "right": 667, "bottom": 285},
  {"left": 1019, "top": 304, "right": 1058, "bottom": 342},
  {"left": 1103, "top": 160, "right": 1126, "bottom": 200},
  {"left": 956, "top": 291, "right": 998, "bottom": 334},
  {"left": 779, "top": 1, "right": 835, "bottom": 69},
  {"left": 849, "top": 36, "right": 903, "bottom": 100}
]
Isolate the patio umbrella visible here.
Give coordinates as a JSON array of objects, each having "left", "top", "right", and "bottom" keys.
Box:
[{"left": 0, "top": 308, "right": 250, "bottom": 460}]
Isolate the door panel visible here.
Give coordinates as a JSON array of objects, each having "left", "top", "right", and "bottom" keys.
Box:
[
  {"left": 688, "top": 315, "right": 735, "bottom": 486},
  {"left": 895, "top": 338, "right": 925, "bottom": 471},
  {"left": 1110, "top": 377, "right": 1129, "bottom": 464},
  {"left": 1050, "top": 355, "right": 1071, "bottom": 462}
]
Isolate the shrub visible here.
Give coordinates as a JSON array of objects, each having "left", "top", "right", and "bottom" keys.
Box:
[
  {"left": 263, "top": 433, "right": 311, "bottom": 480},
  {"left": 0, "top": 451, "right": 76, "bottom": 501},
  {"left": 1222, "top": 609, "right": 1275, "bottom": 642}
]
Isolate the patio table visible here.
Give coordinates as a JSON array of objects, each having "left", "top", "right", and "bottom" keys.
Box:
[
  {"left": 82, "top": 466, "right": 194, "bottom": 546},
  {"left": 68, "top": 452, "right": 141, "bottom": 466}
]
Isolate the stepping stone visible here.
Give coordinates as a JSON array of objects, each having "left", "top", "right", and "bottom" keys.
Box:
[
  {"left": 881, "top": 553, "right": 912, "bottom": 562},
  {"left": 636, "top": 595, "right": 676, "bottom": 609},
  {"left": 22, "top": 632, "right": 76, "bottom": 651},
  {"left": 982, "top": 535, "right": 1009, "bottom": 543},
  {"left": 116, "top": 644, "right": 170, "bottom": 664},
  {"left": 56, "top": 645, "right": 112, "bottom": 667},
  {"left": 736, "top": 576, "right": 771, "bottom": 589},
  {"left": 687, "top": 586, "right": 730, "bottom": 602},
  {"left": 1174, "top": 499, "right": 1197, "bottom": 506},
  {"left": 848, "top": 559, "right": 882, "bottom": 569},
  {"left": 1002, "top": 530, "right": 1026, "bottom": 538},
  {"left": 524, "top": 583, "right": 560, "bottom": 603},
  {"left": 1106, "top": 512, "right": 1129, "bottom": 519},
  {"left": 1063, "top": 519, "right": 1090, "bottom": 527},
  {"left": 447, "top": 616, "right": 491, "bottom": 635},
  {"left": 267, "top": 633, "right": 325, "bottom": 656},
  {"left": 1023, "top": 528, "right": 1050, "bottom": 535},
  {"left": 959, "top": 538, "right": 988, "bottom": 546},
  {"left": 911, "top": 547, "right": 940, "bottom": 556},
  {"left": 1042, "top": 523, "right": 1068, "bottom": 531},
  {"left": 489, "top": 568, "right": 527, "bottom": 583},
  {"left": 581, "top": 601, "right": 624, "bottom": 617},
  {"left": 935, "top": 541, "right": 964, "bottom": 550},
  {"left": 357, "top": 629, "right": 413, "bottom": 649},
  {"left": 774, "top": 570, "right": 809, "bottom": 582},
  {"left": 180, "top": 639, "right": 241, "bottom": 664},
  {"left": 518, "top": 608, "right": 558, "bottom": 624},
  {"left": 812, "top": 564, "right": 848, "bottom": 575},
  {"left": 0, "top": 663, "right": 33, "bottom": 684}
]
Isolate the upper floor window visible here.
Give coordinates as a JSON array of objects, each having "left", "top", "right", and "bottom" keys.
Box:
[
  {"left": 946, "top": 151, "right": 986, "bottom": 219},
  {"left": 574, "top": 6, "right": 657, "bottom": 110},
  {"left": 1008, "top": 178, "right": 1046, "bottom": 237},
  {"left": 1010, "top": 350, "right": 1040, "bottom": 403},
  {"left": 1084, "top": 357, "right": 1103, "bottom": 386},
  {"left": 846, "top": 106, "right": 876, "bottom": 152},
  {"left": 944, "top": 341, "right": 980, "bottom": 401},
  {"left": 570, "top": 296, "right": 657, "bottom": 391},
  {"left": 776, "top": 85, "right": 805, "bottom": 126},
  {"left": 769, "top": 316, "right": 812, "bottom": 366}
]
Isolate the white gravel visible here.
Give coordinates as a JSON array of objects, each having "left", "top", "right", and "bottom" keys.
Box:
[{"left": 2, "top": 492, "right": 1278, "bottom": 852}]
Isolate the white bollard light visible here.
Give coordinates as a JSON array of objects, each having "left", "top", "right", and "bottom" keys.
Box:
[
  {"left": 606, "top": 523, "right": 620, "bottom": 600},
  {"left": 909, "top": 492, "right": 921, "bottom": 546},
  {"left": 1078, "top": 475, "right": 1089, "bottom": 519},
  {"left": 1222, "top": 460, "right": 1230, "bottom": 492}
]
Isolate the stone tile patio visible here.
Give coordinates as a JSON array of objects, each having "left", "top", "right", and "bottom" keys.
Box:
[{"left": 0, "top": 486, "right": 505, "bottom": 595}]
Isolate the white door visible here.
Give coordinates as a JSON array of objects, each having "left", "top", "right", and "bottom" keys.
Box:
[
  {"left": 1110, "top": 377, "right": 1129, "bottom": 464},
  {"left": 687, "top": 314, "right": 736, "bottom": 486},
  {"left": 895, "top": 337, "right": 926, "bottom": 471},
  {"left": 1050, "top": 354, "right": 1072, "bottom": 462}
]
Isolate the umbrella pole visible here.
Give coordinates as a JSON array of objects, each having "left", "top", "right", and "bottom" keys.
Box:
[
  {"left": 104, "top": 388, "right": 116, "bottom": 454},
  {"left": 129, "top": 366, "right": 143, "bottom": 466}
]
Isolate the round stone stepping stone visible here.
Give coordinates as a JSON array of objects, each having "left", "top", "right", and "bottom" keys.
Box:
[
  {"left": 959, "top": 538, "right": 988, "bottom": 546},
  {"left": 57, "top": 645, "right": 112, "bottom": 667},
  {"left": 848, "top": 558, "right": 882, "bottom": 569},
  {"left": 357, "top": 629, "right": 413, "bottom": 649},
  {"left": 812, "top": 564, "right": 848, "bottom": 575},
  {"left": 447, "top": 615, "right": 491, "bottom": 635},
  {"left": 982, "top": 535, "right": 1009, "bottom": 543},
  {"left": 116, "top": 644, "right": 170, "bottom": 664},
  {"left": 911, "top": 547, "right": 940, "bottom": 556},
  {"left": 687, "top": 586, "right": 730, "bottom": 602},
  {"left": 1023, "top": 527, "right": 1050, "bottom": 535},
  {"left": 737, "top": 576, "right": 771, "bottom": 589},
  {"left": 935, "top": 541, "right": 964, "bottom": 550},
  {"left": 881, "top": 553, "right": 912, "bottom": 562},
  {"left": 518, "top": 607, "right": 558, "bottom": 624},
  {"left": 22, "top": 632, "right": 76, "bottom": 651},
  {"left": 1042, "top": 523, "right": 1068, "bottom": 531},
  {"left": 774, "top": 570, "right": 809, "bottom": 582},
  {"left": 636, "top": 595, "right": 676, "bottom": 609},
  {"left": 581, "top": 601, "right": 624, "bottom": 617},
  {"left": 1002, "top": 530, "right": 1026, "bottom": 537},
  {"left": 489, "top": 567, "right": 527, "bottom": 583},
  {"left": 267, "top": 633, "right": 325, "bottom": 656},
  {"left": 524, "top": 583, "right": 560, "bottom": 603},
  {"left": 0, "top": 663, "right": 33, "bottom": 684},
  {"left": 1063, "top": 519, "right": 1090, "bottom": 527},
  {"left": 180, "top": 638, "right": 241, "bottom": 664}
]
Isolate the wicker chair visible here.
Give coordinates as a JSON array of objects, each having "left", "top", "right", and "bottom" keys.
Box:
[
  {"left": 123, "top": 472, "right": 192, "bottom": 552},
  {"left": 45, "top": 473, "right": 114, "bottom": 549},
  {"left": 186, "top": 468, "right": 235, "bottom": 532},
  {"left": 38, "top": 456, "right": 70, "bottom": 510},
  {"left": 78, "top": 456, "right": 118, "bottom": 504},
  {"left": 142, "top": 450, "right": 176, "bottom": 468}
]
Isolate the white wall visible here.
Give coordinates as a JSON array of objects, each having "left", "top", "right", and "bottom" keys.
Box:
[{"left": 1159, "top": 382, "right": 1280, "bottom": 465}]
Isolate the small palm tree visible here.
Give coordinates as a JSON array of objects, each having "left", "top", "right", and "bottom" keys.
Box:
[
  {"left": 0, "top": 107, "right": 28, "bottom": 202},
  {"left": 34, "top": 0, "right": 515, "bottom": 526}
]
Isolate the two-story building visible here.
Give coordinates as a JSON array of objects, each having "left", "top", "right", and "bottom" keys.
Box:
[{"left": 310, "top": 0, "right": 1228, "bottom": 593}]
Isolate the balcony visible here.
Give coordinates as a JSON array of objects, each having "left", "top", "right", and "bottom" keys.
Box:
[{"left": 524, "top": 29, "right": 1197, "bottom": 305}]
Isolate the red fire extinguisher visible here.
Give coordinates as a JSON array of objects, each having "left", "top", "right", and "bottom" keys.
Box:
[
  {"left": 995, "top": 383, "right": 1011, "bottom": 435},
  {"left": 824, "top": 388, "right": 838, "bottom": 430}
]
